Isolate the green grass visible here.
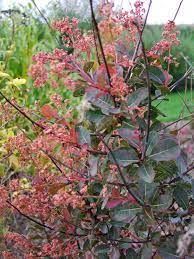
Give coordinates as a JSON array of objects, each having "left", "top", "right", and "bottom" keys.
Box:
[{"left": 153, "top": 91, "right": 194, "bottom": 122}]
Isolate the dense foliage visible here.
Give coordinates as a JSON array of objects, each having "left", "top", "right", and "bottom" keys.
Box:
[{"left": 0, "top": 0, "right": 193, "bottom": 258}]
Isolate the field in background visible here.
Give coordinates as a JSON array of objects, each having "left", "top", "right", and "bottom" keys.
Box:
[{"left": 154, "top": 91, "right": 194, "bottom": 122}]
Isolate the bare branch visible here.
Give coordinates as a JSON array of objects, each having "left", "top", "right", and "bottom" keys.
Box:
[
  {"left": 158, "top": 113, "right": 194, "bottom": 132},
  {"left": 149, "top": 67, "right": 193, "bottom": 105},
  {"left": 7, "top": 200, "right": 55, "bottom": 231},
  {"left": 173, "top": 0, "right": 184, "bottom": 21},
  {"left": 89, "top": 0, "right": 112, "bottom": 88},
  {"left": 7, "top": 200, "right": 86, "bottom": 237},
  {"left": 167, "top": 164, "right": 194, "bottom": 185},
  {"left": 97, "top": 133, "right": 144, "bottom": 206},
  {"left": 134, "top": 26, "right": 152, "bottom": 160},
  {"left": 31, "top": 0, "right": 60, "bottom": 46},
  {"left": 0, "top": 90, "right": 44, "bottom": 130}
]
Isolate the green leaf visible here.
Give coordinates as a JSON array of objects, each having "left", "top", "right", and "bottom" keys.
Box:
[
  {"left": 152, "top": 191, "right": 173, "bottom": 211},
  {"left": 155, "top": 161, "right": 178, "bottom": 181},
  {"left": 86, "top": 110, "right": 105, "bottom": 123},
  {"left": 126, "top": 248, "right": 137, "bottom": 258},
  {"left": 112, "top": 205, "right": 142, "bottom": 221},
  {"left": 138, "top": 164, "right": 155, "bottom": 183},
  {"left": 128, "top": 87, "right": 148, "bottom": 107},
  {"left": 143, "top": 206, "right": 155, "bottom": 225},
  {"left": 76, "top": 126, "right": 91, "bottom": 145},
  {"left": 94, "top": 244, "right": 109, "bottom": 255},
  {"left": 138, "top": 180, "right": 158, "bottom": 202},
  {"left": 148, "top": 66, "right": 165, "bottom": 84},
  {"left": 159, "top": 242, "right": 179, "bottom": 259},
  {"left": 109, "top": 148, "right": 139, "bottom": 167},
  {"left": 83, "top": 61, "right": 94, "bottom": 72},
  {"left": 122, "top": 118, "right": 136, "bottom": 130},
  {"left": 86, "top": 88, "right": 120, "bottom": 115},
  {"left": 173, "top": 185, "right": 189, "bottom": 210},
  {"left": 147, "top": 66, "right": 172, "bottom": 85},
  {"left": 145, "top": 131, "right": 159, "bottom": 156},
  {"left": 73, "top": 84, "right": 85, "bottom": 97},
  {"left": 149, "top": 135, "right": 180, "bottom": 161},
  {"left": 108, "top": 226, "right": 120, "bottom": 239},
  {"left": 95, "top": 222, "right": 109, "bottom": 234},
  {"left": 118, "top": 241, "right": 131, "bottom": 250},
  {"left": 89, "top": 182, "right": 103, "bottom": 195},
  {"left": 141, "top": 244, "right": 152, "bottom": 259},
  {"left": 137, "top": 117, "right": 147, "bottom": 130},
  {"left": 118, "top": 128, "right": 140, "bottom": 149},
  {"left": 86, "top": 110, "right": 114, "bottom": 131},
  {"left": 176, "top": 151, "right": 188, "bottom": 175}
]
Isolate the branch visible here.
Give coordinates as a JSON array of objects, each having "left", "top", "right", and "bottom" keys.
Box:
[
  {"left": 167, "top": 165, "right": 194, "bottom": 185},
  {"left": 169, "top": 67, "right": 193, "bottom": 92},
  {"left": 7, "top": 200, "right": 55, "bottom": 231},
  {"left": 91, "top": 20, "right": 101, "bottom": 65},
  {"left": 89, "top": 0, "right": 112, "bottom": 88},
  {"left": 17, "top": 126, "right": 86, "bottom": 181},
  {"left": 0, "top": 152, "right": 13, "bottom": 163},
  {"left": 158, "top": 113, "right": 194, "bottom": 132},
  {"left": 148, "top": 67, "right": 193, "bottom": 105},
  {"left": 173, "top": 0, "right": 184, "bottom": 21},
  {"left": 176, "top": 90, "right": 192, "bottom": 114},
  {"left": 97, "top": 134, "right": 144, "bottom": 206},
  {"left": 31, "top": 0, "right": 60, "bottom": 46},
  {"left": 44, "top": 151, "right": 83, "bottom": 175},
  {"left": 7, "top": 200, "right": 86, "bottom": 237},
  {"left": 108, "top": 237, "right": 151, "bottom": 244},
  {"left": 0, "top": 90, "right": 44, "bottom": 130},
  {"left": 176, "top": 119, "right": 192, "bottom": 132},
  {"left": 125, "top": 0, "right": 153, "bottom": 82},
  {"left": 135, "top": 26, "right": 152, "bottom": 160}
]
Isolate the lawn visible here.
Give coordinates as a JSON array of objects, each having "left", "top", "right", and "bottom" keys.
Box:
[{"left": 153, "top": 90, "right": 194, "bottom": 122}]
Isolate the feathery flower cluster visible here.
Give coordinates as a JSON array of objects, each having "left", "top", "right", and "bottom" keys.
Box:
[
  {"left": 0, "top": 186, "right": 8, "bottom": 216},
  {"left": 149, "top": 20, "right": 180, "bottom": 66},
  {"left": 1, "top": 1, "right": 189, "bottom": 258},
  {"left": 111, "top": 74, "right": 129, "bottom": 98},
  {"left": 52, "top": 17, "right": 80, "bottom": 44}
]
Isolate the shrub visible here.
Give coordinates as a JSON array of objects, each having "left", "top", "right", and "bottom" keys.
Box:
[{"left": 0, "top": 1, "right": 193, "bottom": 258}]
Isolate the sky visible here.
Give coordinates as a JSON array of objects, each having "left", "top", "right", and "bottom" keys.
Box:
[{"left": 1, "top": 0, "right": 194, "bottom": 24}]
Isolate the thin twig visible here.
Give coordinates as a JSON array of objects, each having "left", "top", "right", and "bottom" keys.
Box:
[
  {"left": 167, "top": 165, "right": 194, "bottom": 185},
  {"left": 97, "top": 134, "right": 144, "bottom": 206},
  {"left": 0, "top": 152, "right": 13, "bottom": 163},
  {"left": 170, "top": 67, "right": 193, "bottom": 92},
  {"left": 31, "top": 0, "right": 60, "bottom": 46},
  {"left": 135, "top": 26, "right": 152, "bottom": 160},
  {"left": 177, "top": 90, "right": 192, "bottom": 114},
  {"left": 108, "top": 237, "right": 151, "bottom": 244},
  {"left": 125, "top": 0, "right": 152, "bottom": 82},
  {"left": 89, "top": 0, "right": 112, "bottom": 88},
  {"left": 173, "top": 0, "right": 184, "bottom": 21},
  {"left": 176, "top": 119, "right": 192, "bottom": 132},
  {"left": 158, "top": 113, "right": 194, "bottom": 132},
  {"left": 0, "top": 90, "right": 44, "bottom": 130},
  {"left": 91, "top": 20, "right": 101, "bottom": 65},
  {"left": 44, "top": 151, "right": 83, "bottom": 175},
  {"left": 7, "top": 200, "right": 88, "bottom": 237},
  {"left": 17, "top": 126, "right": 86, "bottom": 180},
  {"left": 149, "top": 67, "right": 193, "bottom": 105},
  {"left": 7, "top": 200, "right": 55, "bottom": 231}
]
